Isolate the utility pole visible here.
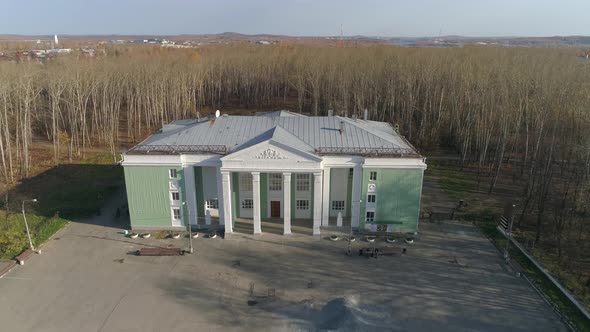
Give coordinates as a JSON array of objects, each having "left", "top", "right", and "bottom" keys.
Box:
[
  {"left": 22, "top": 199, "right": 38, "bottom": 252},
  {"left": 183, "top": 201, "right": 193, "bottom": 254}
]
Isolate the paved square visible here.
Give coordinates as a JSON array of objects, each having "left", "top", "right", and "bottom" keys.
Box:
[{"left": 0, "top": 203, "right": 565, "bottom": 331}]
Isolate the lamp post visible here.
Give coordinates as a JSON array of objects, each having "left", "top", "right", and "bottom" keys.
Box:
[
  {"left": 183, "top": 202, "right": 193, "bottom": 254},
  {"left": 347, "top": 199, "right": 362, "bottom": 256},
  {"left": 22, "top": 199, "right": 38, "bottom": 252}
]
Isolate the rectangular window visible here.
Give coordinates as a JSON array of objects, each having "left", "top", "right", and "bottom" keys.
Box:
[
  {"left": 171, "top": 191, "right": 180, "bottom": 202},
  {"left": 206, "top": 198, "right": 219, "bottom": 209},
  {"left": 269, "top": 173, "right": 282, "bottom": 191},
  {"left": 349, "top": 168, "right": 354, "bottom": 178},
  {"left": 169, "top": 181, "right": 179, "bottom": 190},
  {"left": 366, "top": 211, "right": 375, "bottom": 222},
  {"left": 331, "top": 200, "right": 345, "bottom": 211},
  {"left": 242, "top": 199, "right": 253, "bottom": 209},
  {"left": 296, "top": 200, "right": 309, "bottom": 210},
  {"left": 240, "top": 173, "right": 253, "bottom": 192},
  {"left": 369, "top": 171, "right": 377, "bottom": 181},
  {"left": 296, "top": 174, "right": 310, "bottom": 191},
  {"left": 169, "top": 169, "right": 177, "bottom": 178},
  {"left": 172, "top": 208, "right": 181, "bottom": 220},
  {"left": 367, "top": 194, "right": 376, "bottom": 203}
]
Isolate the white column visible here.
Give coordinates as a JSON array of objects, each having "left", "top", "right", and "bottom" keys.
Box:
[
  {"left": 283, "top": 173, "right": 292, "bottom": 235},
  {"left": 313, "top": 172, "right": 322, "bottom": 236},
  {"left": 321, "top": 167, "right": 331, "bottom": 226},
  {"left": 183, "top": 165, "right": 198, "bottom": 225},
  {"left": 221, "top": 170, "right": 233, "bottom": 234},
  {"left": 350, "top": 165, "right": 362, "bottom": 228},
  {"left": 216, "top": 167, "right": 225, "bottom": 225},
  {"left": 252, "top": 172, "right": 261, "bottom": 234}
]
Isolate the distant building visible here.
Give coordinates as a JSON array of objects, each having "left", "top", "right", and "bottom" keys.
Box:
[{"left": 122, "top": 112, "right": 427, "bottom": 236}]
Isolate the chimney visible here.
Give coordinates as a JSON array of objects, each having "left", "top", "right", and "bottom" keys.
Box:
[
  {"left": 328, "top": 109, "right": 333, "bottom": 117},
  {"left": 363, "top": 109, "right": 368, "bottom": 120},
  {"left": 339, "top": 121, "right": 345, "bottom": 134},
  {"left": 352, "top": 113, "right": 357, "bottom": 120}
]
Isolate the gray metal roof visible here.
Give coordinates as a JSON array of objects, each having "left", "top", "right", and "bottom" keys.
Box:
[{"left": 128, "top": 113, "right": 420, "bottom": 157}]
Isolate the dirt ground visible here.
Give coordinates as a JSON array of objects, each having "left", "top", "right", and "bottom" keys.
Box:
[{"left": 0, "top": 191, "right": 565, "bottom": 332}]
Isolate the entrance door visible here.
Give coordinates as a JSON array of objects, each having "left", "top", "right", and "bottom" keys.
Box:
[{"left": 270, "top": 201, "right": 281, "bottom": 218}]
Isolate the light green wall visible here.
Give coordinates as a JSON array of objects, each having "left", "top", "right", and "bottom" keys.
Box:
[
  {"left": 260, "top": 174, "right": 268, "bottom": 219},
  {"left": 232, "top": 172, "right": 240, "bottom": 218},
  {"left": 359, "top": 168, "right": 423, "bottom": 232},
  {"left": 124, "top": 166, "right": 186, "bottom": 228},
  {"left": 291, "top": 176, "right": 296, "bottom": 219},
  {"left": 346, "top": 168, "right": 353, "bottom": 217},
  {"left": 194, "top": 166, "right": 205, "bottom": 222}
]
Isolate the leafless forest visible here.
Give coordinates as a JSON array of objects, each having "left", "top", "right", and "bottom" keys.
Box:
[{"left": 0, "top": 44, "right": 589, "bottom": 272}]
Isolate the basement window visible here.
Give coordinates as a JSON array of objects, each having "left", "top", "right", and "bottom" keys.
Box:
[
  {"left": 366, "top": 211, "right": 375, "bottom": 222},
  {"left": 206, "top": 199, "right": 219, "bottom": 209},
  {"left": 172, "top": 208, "right": 181, "bottom": 220},
  {"left": 242, "top": 199, "right": 253, "bottom": 209},
  {"left": 331, "top": 200, "right": 345, "bottom": 211},
  {"left": 369, "top": 171, "right": 377, "bottom": 181},
  {"left": 296, "top": 200, "right": 309, "bottom": 210},
  {"left": 169, "top": 169, "right": 178, "bottom": 179}
]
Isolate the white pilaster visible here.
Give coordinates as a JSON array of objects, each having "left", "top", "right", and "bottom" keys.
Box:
[
  {"left": 252, "top": 172, "right": 261, "bottom": 234},
  {"left": 313, "top": 172, "right": 322, "bottom": 236},
  {"left": 221, "top": 171, "right": 233, "bottom": 234},
  {"left": 350, "top": 164, "right": 362, "bottom": 228},
  {"left": 183, "top": 165, "right": 198, "bottom": 225},
  {"left": 321, "top": 167, "right": 331, "bottom": 226},
  {"left": 216, "top": 167, "right": 225, "bottom": 225},
  {"left": 283, "top": 172, "right": 292, "bottom": 235}
]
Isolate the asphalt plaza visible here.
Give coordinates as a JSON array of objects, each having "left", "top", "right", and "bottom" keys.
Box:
[{"left": 0, "top": 204, "right": 565, "bottom": 331}]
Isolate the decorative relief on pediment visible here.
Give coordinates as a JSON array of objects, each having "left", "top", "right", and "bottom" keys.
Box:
[{"left": 255, "top": 148, "right": 287, "bottom": 159}]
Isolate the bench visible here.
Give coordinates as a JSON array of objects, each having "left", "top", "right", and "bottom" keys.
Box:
[
  {"left": 136, "top": 247, "right": 184, "bottom": 256},
  {"left": 15, "top": 249, "right": 35, "bottom": 265},
  {"left": 359, "top": 246, "right": 404, "bottom": 258}
]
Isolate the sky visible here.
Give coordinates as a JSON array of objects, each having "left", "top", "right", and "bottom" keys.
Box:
[{"left": 1, "top": 0, "right": 589, "bottom": 37}]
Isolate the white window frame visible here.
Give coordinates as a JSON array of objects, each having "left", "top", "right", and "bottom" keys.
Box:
[
  {"left": 295, "top": 174, "right": 310, "bottom": 191},
  {"left": 169, "top": 180, "right": 179, "bottom": 190},
  {"left": 170, "top": 191, "right": 180, "bottom": 203},
  {"left": 331, "top": 200, "right": 345, "bottom": 211},
  {"left": 269, "top": 173, "right": 282, "bottom": 191},
  {"left": 169, "top": 168, "right": 178, "bottom": 179},
  {"left": 241, "top": 199, "right": 253, "bottom": 209},
  {"left": 240, "top": 173, "right": 253, "bottom": 192},
  {"left": 367, "top": 194, "right": 376, "bottom": 203},
  {"left": 206, "top": 198, "right": 219, "bottom": 209},
  {"left": 172, "top": 207, "right": 181, "bottom": 220},
  {"left": 366, "top": 211, "right": 375, "bottom": 222},
  {"left": 369, "top": 171, "right": 377, "bottom": 181},
  {"left": 296, "top": 199, "right": 309, "bottom": 210}
]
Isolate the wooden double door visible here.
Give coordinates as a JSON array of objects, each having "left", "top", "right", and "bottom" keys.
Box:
[{"left": 270, "top": 201, "right": 281, "bottom": 218}]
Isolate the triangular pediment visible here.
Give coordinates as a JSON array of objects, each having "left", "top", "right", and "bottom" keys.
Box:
[{"left": 221, "top": 139, "right": 321, "bottom": 163}]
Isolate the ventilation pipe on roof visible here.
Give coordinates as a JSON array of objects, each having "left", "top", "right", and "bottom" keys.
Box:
[
  {"left": 352, "top": 113, "right": 357, "bottom": 121},
  {"left": 364, "top": 109, "right": 368, "bottom": 120},
  {"left": 339, "top": 121, "right": 345, "bottom": 134},
  {"left": 328, "top": 109, "right": 333, "bottom": 116},
  {"left": 394, "top": 124, "right": 400, "bottom": 134}
]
